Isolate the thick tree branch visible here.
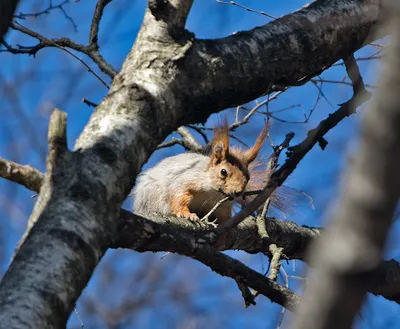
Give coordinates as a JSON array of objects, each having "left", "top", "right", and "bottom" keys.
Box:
[
  {"left": 182, "top": 0, "right": 381, "bottom": 113},
  {"left": 115, "top": 211, "right": 400, "bottom": 304}
]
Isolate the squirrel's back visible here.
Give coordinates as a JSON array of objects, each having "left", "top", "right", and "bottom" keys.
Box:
[{"left": 133, "top": 152, "right": 211, "bottom": 216}]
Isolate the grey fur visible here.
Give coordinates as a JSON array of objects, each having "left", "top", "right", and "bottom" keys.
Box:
[{"left": 133, "top": 152, "right": 232, "bottom": 218}]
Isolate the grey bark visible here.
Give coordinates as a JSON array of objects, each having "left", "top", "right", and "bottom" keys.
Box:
[
  {"left": 291, "top": 2, "right": 400, "bottom": 329},
  {"left": 0, "top": 0, "right": 384, "bottom": 327},
  {"left": 0, "top": 0, "right": 20, "bottom": 41},
  {"left": 116, "top": 211, "right": 400, "bottom": 303}
]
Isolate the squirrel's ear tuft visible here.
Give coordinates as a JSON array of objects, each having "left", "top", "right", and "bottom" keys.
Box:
[
  {"left": 211, "top": 118, "right": 229, "bottom": 163},
  {"left": 243, "top": 122, "right": 269, "bottom": 164},
  {"left": 213, "top": 141, "right": 227, "bottom": 163}
]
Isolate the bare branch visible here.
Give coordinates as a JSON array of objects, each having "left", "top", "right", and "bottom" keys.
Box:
[
  {"left": 268, "top": 245, "right": 284, "bottom": 281},
  {"left": 14, "top": 1, "right": 78, "bottom": 32},
  {"left": 157, "top": 127, "right": 204, "bottom": 151},
  {"left": 12, "top": 109, "right": 69, "bottom": 262},
  {"left": 4, "top": 21, "right": 118, "bottom": 79},
  {"left": 217, "top": 84, "right": 371, "bottom": 235},
  {"left": 230, "top": 92, "right": 283, "bottom": 130},
  {"left": 216, "top": 0, "right": 277, "bottom": 20},
  {"left": 190, "top": 243, "right": 300, "bottom": 311},
  {"left": 48, "top": 109, "right": 68, "bottom": 151},
  {"left": 188, "top": 0, "right": 381, "bottom": 113},
  {"left": 185, "top": 124, "right": 209, "bottom": 143},
  {"left": 236, "top": 278, "right": 256, "bottom": 307},
  {"left": 344, "top": 54, "right": 367, "bottom": 94},
  {"left": 10, "top": 21, "right": 111, "bottom": 88},
  {"left": 89, "top": 0, "right": 113, "bottom": 47},
  {"left": 82, "top": 98, "right": 98, "bottom": 108},
  {"left": 0, "top": 157, "right": 43, "bottom": 192},
  {"left": 176, "top": 126, "right": 203, "bottom": 151},
  {"left": 200, "top": 196, "right": 231, "bottom": 224}
]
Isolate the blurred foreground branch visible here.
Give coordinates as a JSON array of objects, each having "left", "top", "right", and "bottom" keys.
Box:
[{"left": 292, "top": 2, "right": 400, "bottom": 329}]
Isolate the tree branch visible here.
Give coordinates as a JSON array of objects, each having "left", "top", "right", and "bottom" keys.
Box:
[
  {"left": 89, "top": 0, "right": 113, "bottom": 48},
  {"left": 6, "top": 21, "right": 118, "bottom": 79},
  {"left": 184, "top": 0, "right": 381, "bottom": 114},
  {"left": 8, "top": 22, "right": 112, "bottom": 87},
  {"left": 0, "top": 156, "right": 43, "bottom": 192}
]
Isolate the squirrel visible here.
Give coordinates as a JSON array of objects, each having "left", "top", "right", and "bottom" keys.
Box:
[{"left": 133, "top": 120, "right": 269, "bottom": 225}]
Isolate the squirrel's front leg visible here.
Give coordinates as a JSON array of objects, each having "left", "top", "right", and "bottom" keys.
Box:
[{"left": 169, "top": 192, "right": 199, "bottom": 221}]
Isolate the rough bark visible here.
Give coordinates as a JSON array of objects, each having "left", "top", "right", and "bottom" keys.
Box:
[
  {"left": 0, "top": 0, "right": 20, "bottom": 41},
  {"left": 0, "top": 0, "right": 384, "bottom": 327},
  {"left": 116, "top": 211, "right": 400, "bottom": 304}
]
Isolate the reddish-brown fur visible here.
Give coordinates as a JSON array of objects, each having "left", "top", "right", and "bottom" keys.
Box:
[{"left": 170, "top": 120, "right": 269, "bottom": 224}]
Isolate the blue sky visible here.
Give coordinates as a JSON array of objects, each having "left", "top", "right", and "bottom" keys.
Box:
[{"left": 0, "top": 1, "right": 396, "bottom": 328}]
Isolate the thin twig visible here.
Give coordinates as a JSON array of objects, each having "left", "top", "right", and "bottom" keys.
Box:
[
  {"left": 200, "top": 196, "right": 231, "bottom": 223},
  {"left": 217, "top": 86, "right": 370, "bottom": 236},
  {"left": 4, "top": 18, "right": 117, "bottom": 78},
  {"left": 156, "top": 138, "right": 185, "bottom": 150},
  {"left": 343, "top": 54, "right": 367, "bottom": 95},
  {"left": 268, "top": 245, "right": 283, "bottom": 281},
  {"left": 185, "top": 125, "right": 209, "bottom": 143},
  {"left": 82, "top": 98, "right": 98, "bottom": 107},
  {"left": 14, "top": 0, "right": 78, "bottom": 32},
  {"left": 11, "top": 21, "right": 110, "bottom": 88},
  {"left": 311, "top": 78, "right": 376, "bottom": 89},
  {"left": 73, "top": 307, "right": 84, "bottom": 328},
  {"left": 216, "top": 0, "right": 277, "bottom": 20},
  {"left": 89, "top": 0, "right": 113, "bottom": 47},
  {"left": 235, "top": 278, "right": 256, "bottom": 307},
  {"left": 230, "top": 91, "right": 283, "bottom": 130}
]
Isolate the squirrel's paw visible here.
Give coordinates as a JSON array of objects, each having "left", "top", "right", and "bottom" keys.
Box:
[{"left": 176, "top": 211, "right": 199, "bottom": 222}]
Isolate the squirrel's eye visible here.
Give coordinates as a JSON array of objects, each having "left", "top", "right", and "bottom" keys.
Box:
[{"left": 220, "top": 169, "right": 228, "bottom": 177}]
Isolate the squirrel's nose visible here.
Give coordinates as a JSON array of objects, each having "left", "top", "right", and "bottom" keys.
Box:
[{"left": 233, "top": 190, "right": 243, "bottom": 197}]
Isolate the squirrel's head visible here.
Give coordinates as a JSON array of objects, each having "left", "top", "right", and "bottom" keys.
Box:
[{"left": 208, "top": 119, "right": 268, "bottom": 199}]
